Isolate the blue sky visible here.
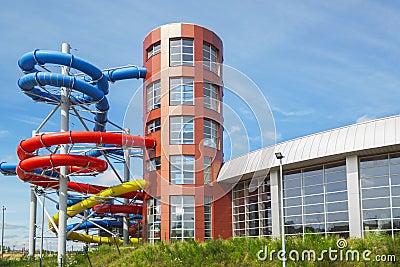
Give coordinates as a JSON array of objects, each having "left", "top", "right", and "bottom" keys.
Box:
[{"left": 0, "top": 0, "right": 399, "bottom": 250}]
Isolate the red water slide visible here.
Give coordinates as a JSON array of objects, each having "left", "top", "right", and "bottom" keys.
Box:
[{"left": 16, "top": 131, "right": 155, "bottom": 199}]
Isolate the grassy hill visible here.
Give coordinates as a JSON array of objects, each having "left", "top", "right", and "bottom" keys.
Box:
[{"left": 2, "top": 234, "right": 399, "bottom": 266}]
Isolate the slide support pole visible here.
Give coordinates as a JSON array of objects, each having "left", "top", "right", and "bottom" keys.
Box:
[
  {"left": 58, "top": 42, "right": 70, "bottom": 267},
  {"left": 29, "top": 129, "right": 38, "bottom": 260},
  {"left": 123, "top": 128, "right": 130, "bottom": 245}
]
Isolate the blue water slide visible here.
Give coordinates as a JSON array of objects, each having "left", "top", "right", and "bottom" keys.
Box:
[
  {"left": 0, "top": 162, "right": 58, "bottom": 178},
  {"left": 66, "top": 219, "right": 139, "bottom": 231},
  {"left": 104, "top": 66, "right": 146, "bottom": 82},
  {"left": 18, "top": 72, "right": 109, "bottom": 132},
  {"left": 85, "top": 144, "right": 144, "bottom": 157},
  {"left": 17, "top": 50, "right": 147, "bottom": 132},
  {"left": 0, "top": 163, "right": 17, "bottom": 175},
  {"left": 18, "top": 50, "right": 109, "bottom": 94}
]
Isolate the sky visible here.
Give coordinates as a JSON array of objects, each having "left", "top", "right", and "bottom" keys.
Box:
[{"left": 0, "top": 0, "right": 399, "bottom": 251}]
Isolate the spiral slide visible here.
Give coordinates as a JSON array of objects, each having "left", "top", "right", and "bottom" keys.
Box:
[{"left": 10, "top": 49, "right": 154, "bottom": 245}]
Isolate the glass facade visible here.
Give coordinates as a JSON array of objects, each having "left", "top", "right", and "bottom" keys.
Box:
[
  {"left": 170, "top": 155, "right": 195, "bottom": 184},
  {"left": 170, "top": 116, "right": 194, "bottom": 144},
  {"left": 283, "top": 162, "right": 349, "bottom": 237},
  {"left": 146, "top": 80, "right": 161, "bottom": 112},
  {"left": 232, "top": 180, "right": 272, "bottom": 237},
  {"left": 203, "top": 42, "right": 218, "bottom": 73},
  {"left": 170, "top": 196, "right": 195, "bottom": 241},
  {"left": 203, "top": 82, "right": 219, "bottom": 111},
  {"left": 360, "top": 153, "right": 400, "bottom": 236},
  {"left": 170, "top": 77, "right": 194, "bottom": 106},
  {"left": 170, "top": 38, "right": 194, "bottom": 66},
  {"left": 147, "top": 198, "right": 161, "bottom": 243},
  {"left": 204, "top": 119, "right": 218, "bottom": 149}
]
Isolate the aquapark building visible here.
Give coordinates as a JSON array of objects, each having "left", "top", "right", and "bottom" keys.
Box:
[
  {"left": 141, "top": 23, "right": 400, "bottom": 242},
  {"left": 1, "top": 23, "right": 400, "bottom": 260}
]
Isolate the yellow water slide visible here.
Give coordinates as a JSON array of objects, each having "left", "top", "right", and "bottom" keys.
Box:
[{"left": 49, "top": 180, "right": 146, "bottom": 245}]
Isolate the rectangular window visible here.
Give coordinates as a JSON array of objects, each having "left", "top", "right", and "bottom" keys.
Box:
[
  {"left": 170, "top": 77, "right": 194, "bottom": 106},
  {"left": 170, "top": 155, "right": 195, "bottom": 184},
  {"left": 203, "top": 42, "right": 218, "bottom": 73},
  {"left": 282, "top": 161, "right": 349, "bottom": 237},
  {"left": 147, "top": 157, "right": 161, "bottom": 172},
  {"left": 203, "top": 82, "right": 219, "bottom": 111},
  {"left": 204, "top": 119, "right": 218, "bottom": 148},
  {"left": 170, "top": 116, "right": 194, "bottom": 144},
  {"left": 232, "top": 178, "right": 272, "bottom": 238},
  {"left": 147, "top": 118, "right": 161, "bottom": 134},
  {"left": 146, "top": 80, "right": 161, "bottom": 112},
  {"left": 204, "top": 196, "right": 212, "bottom": 240},
  {"left": 204, "top": 157, "right": 212, "bottom": 185},
  {"left": 147, "top": 41, "right": 161, "bottom": 59},
  {"left": 147, "top": 198, "right": 161, "bottom": 243},
  {"left": 170, "top": 38, "right": 194, "bottom": 66},
  {"left": 170, "top": 195, "right": 195, "bottom": 241},
  {"left": 360, "top": 153, "right": 400, "bottom": 237}
]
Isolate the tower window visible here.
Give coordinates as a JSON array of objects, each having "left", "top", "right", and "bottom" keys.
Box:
[
  {"left": 170, "top": 38, "right": 194, "bottom": 67},
  {"left": 147, "top": 41, "right": 161, "bottom": 59},
  {"left": 204, "top": 157, "right": 212, "bottom": 185},
  {"left": 170, "top": 77, "right": 194, "bottom": 106},
  {"left": 170, "top": 116, "right": 194, "bottom": 145},
  {"left": 203, "top": 42, "right": 218, "bottom": 73},
  {"left": 203, "top": 82, "right": 219, "bottom": 111},
  {"left": 170, "top": 195, "right": 195, "bottom": 240},
  {"left": 204, "top": 196, "right": 212, "bottom": 240},
  {"left": 170, "top": 155, "right": 195, "bottom": 184},
  {"left": 147, "top": 80, "right": 161, "bottom": 112},
  {"left": 147, "top": 157, "right": 161, "bottom": 171},
  {"left": 204, "top": 119, "right": 218, "bottom": 149},
  {"left": 147, "top": 118, "right": 161, "bottom": 134}
]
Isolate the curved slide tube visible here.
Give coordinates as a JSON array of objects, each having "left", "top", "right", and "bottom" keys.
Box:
[
  {"left": 18, "top": 50, "right": 146, "bottom": 131},
  {"left": 16, "top": 131, "right": 155, "bottom": 187},
  {"left": 50, "top": 180, "right": 146, "bottom": 244},
  {"left": 15, "top": 131, "right": 154, "bottom": 244},
  {"left": 93, "top": 203, "right": 142, "bottom": 214},
  {"left": 14, "top": 49, "right": 151, "bottom": 245}
]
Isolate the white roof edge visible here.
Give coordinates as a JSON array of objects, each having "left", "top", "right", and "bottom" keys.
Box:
[{"left": 217, "top": 114, "right": 400, "bottom": 182}]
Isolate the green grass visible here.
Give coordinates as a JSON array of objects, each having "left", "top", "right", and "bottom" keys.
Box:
[
  {"left": 69, "top": 234, "right": 399, "bottom": 267},
  {"left": 3, "top": 234, "right": 399, "bottom": 266}
]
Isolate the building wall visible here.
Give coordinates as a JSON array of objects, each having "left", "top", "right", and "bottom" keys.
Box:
[
  {"left": 232, "top": 151, "right": 400, "bottom": 239},
  {"left": 142, "top": 23, "right": 227, "bottom": 242}
]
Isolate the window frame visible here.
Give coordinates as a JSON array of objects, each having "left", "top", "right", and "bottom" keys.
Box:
[
  {"left": 204, "top": 119, "right": 219, "bottom": 149},
  {"left": 146, "top": 80, "right": 161, "bottom": 112},
  {"left": 147, "top": 41, "right": 161, "bottom": 60},
  {"left": 170, "top": 155, "right": 195, "bottom": 185},
  {"left": 170, "top": 195, "right": 195, "bottom": 241},
  {"left": 170, "top": 38, "right": 194, "bottom": 67},
  {"left": 203, "top": 82, "right": 219, "bottom": 111},
  {"left": 170, "top": 77, "right": 194, "bottom": 106},
  {"left": 147, "top": 157, "right": 161, "bottom": 172},
  {"left": 147, "top": 118, "right": 161, "bottom": 134},
  {"left": 203, "top": 42, "right": 218, "bottom": 73},
  {"left": 170, "top": 116, "right": 194, "bottom": 145}
]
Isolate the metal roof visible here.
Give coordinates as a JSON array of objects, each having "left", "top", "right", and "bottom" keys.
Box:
[{"left": 217, "top": 115, "right": 400, "bottom": 182}]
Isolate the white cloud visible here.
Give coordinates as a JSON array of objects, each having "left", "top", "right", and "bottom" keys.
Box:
[
  {"left": 95, "top": 170, "right": 122, "bottom": 186},
  {"left": 356, "top": 115, "right": 375, "bottom": 123},
  {"left": 229, "top": 125, "right": 242, "bottom": 134},
  {"left": 0, "top": 130, "right": 10, "bottom": 138},
  {"left": 272, "top": 106, "right": 314, "bottom": 117}
]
